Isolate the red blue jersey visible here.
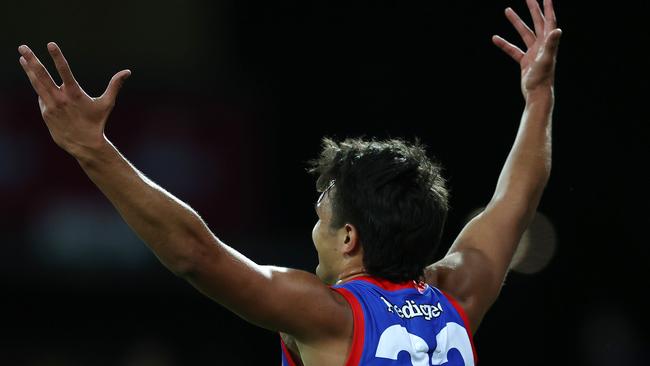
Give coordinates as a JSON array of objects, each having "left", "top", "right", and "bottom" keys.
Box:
[{"left": 281, "top": 276, "right": 477, "bottom": 365}]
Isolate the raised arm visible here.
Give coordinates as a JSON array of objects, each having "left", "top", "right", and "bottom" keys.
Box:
[
  {"left": 425, "top": 0, "right": 562, "bottom": 332},
  {"left": 17, "top": 43, "right": 350, "bottom": 343}
]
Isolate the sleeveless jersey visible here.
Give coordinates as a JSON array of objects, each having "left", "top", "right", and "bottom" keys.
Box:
[{"left": 281, "top": 276, "right": 477, "bottom": 366}]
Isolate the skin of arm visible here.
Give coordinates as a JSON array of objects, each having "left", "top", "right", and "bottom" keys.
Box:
[
  {"left": 16, "top": 43, "right": 352, "bottom": 347},
  {"left": 17, "top": 0, "right": 559, "bottom": 357},
  {"left": 425, "top": 0, "right": 562, "bottom": 332}
]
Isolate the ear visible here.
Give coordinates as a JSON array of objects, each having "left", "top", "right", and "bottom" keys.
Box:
[{"left": 341, "top": 223, "right": 361, "bottom": 256}]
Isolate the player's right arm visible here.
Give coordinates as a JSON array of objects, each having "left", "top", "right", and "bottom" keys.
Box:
[{"left": 17, "top": 43, "right": 352, "bottom": 344}]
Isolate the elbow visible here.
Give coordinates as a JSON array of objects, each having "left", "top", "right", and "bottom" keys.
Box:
[
  {"left": 528, "top": 174, "right": 550, "bottom": 206},
  {"left": 501, "top": 167, "right": 551, "bottom": 202},
  {"left": 164, "top": 235, "right": 217, "bottom": 278},
  {"left": 160, "top": 247, "right": 199, "bottom": 277},
  {"left": 166, "top": 218, "right": 221, "bottom": 278},
  {"left": 531, "top": 164, "right": 552, "bottom": 196},
  {"left": 487, "top": 187, "right": 547, "bottom": 233},
  {"left": 167, "top": 256, "right": 197, "bottom": 278}
]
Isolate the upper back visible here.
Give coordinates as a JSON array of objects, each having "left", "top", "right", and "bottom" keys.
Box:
[{"left": 332, "top": 276, "right": 477, "bottom": 366}]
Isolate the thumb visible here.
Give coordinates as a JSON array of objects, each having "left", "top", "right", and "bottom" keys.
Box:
[
  {"left": 544, "top": 28, "right": 563, "bottom": 56},
  {"left": 100, "top": 69, "right": 131, "bottom": 105}
]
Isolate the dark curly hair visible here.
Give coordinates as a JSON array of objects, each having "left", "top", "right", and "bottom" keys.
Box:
[{"left": 308, "top": 137, "right": 449, "bottom": 282}]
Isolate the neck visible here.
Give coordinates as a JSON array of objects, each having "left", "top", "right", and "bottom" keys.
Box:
[{"left": 336, "top": 267, "right": 368, "bottom": 285}]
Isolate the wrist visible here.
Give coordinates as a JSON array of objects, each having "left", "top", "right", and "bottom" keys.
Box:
[
  {"left": 524, "top": 86, "right": 554, "bottom": 104},
  {"left": 70, "top": 134, "right": 114, "bottom": 166}
]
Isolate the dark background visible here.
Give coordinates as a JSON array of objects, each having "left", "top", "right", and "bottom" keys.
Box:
[{"left": 1, "top": 0, "right": 648, "bottom": 365}]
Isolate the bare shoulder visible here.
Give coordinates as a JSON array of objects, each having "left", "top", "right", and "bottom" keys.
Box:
[
  {"left": 276, "top": 279, "right": 353, "bottom": 365},
  {"left": 244, "top": 266, "right": 353, "bottom": 340},
  {"left": 425, "top": 249, "right": 501, "bottom": 333}
]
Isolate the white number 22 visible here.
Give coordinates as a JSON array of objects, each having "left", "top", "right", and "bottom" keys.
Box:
[{"left": 375, "top": 323, "right": 474, "bottom": 366}]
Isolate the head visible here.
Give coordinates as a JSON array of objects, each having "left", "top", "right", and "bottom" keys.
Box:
[{"left": 309, "top": 137, "right": 449, "bottom": 284}]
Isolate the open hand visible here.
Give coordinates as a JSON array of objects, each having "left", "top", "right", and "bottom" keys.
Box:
[
  {"left": 18, "top": 43, "right": 130, "bottom": 156},
  {"left": 492, "top": 0, "right": 562, "bottom": 99}
]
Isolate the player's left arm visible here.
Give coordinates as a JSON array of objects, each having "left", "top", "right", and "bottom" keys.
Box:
[{"left": 425, "top": 0, "right": 562, "bottom": 333}]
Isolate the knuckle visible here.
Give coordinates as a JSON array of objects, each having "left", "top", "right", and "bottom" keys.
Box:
[
  {"left": 35, "top": 67, "right": 48, "bottom": 79},
  {"left": 68, "top": 87, "right": 83, "bottom": 99},
  {"left": 54, "top": 97, "right": 68, "bottom": 108},
  {"left": 43, "top": 94, "right": 69, "bottom": 111},
  {"left": 42, "top": 107, "right": 54, "bottom": 119}
]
